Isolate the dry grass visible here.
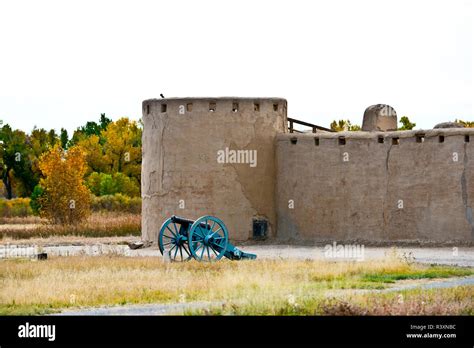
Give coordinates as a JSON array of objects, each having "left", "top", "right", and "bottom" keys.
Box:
[
  {"left": 0, "top": 235, "right": 137, "bottom": 246},
  {"left": 320, "top": 287, "right": 474, "bottom": 315},
  {"left": 0, "top": 255, "right": 471, "bottom": 315},
  {"left": 0, "top": 216, "right": 42, "bottom": 225},
  {"left": 0, "top": 212, "right": 140, "bottom": 240}
]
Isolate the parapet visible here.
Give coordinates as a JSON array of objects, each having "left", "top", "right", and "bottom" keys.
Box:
[
  {"left": 142, "top": 97, "right": 287, "bottom": 116},
  {"left": 277, "top": 128, "right": 474, "bottom": 144}
]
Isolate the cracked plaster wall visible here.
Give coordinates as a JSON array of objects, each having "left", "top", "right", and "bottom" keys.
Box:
[
  {"left": 142, "top": 98, "right": 287, "bottom": 242},
  {"left": 276, "top": 129, "right": 474, "bottom": 243}
]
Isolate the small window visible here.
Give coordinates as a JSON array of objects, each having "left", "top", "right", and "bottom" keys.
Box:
[
  {"left": 186, "top": 103, "right": 193, "bottom": 112},
  {"left": 465, "top": 135, "right": 470, "bottom": 143},
  {"left": 416, "top": 134, "right": 425, "bottom": 143},
  {"left": 273, "top": 103, "right": 278, "bottom": 112},
  {"left": 392, "top": 137, "right": 400, "bottom": 145},
  {"left": 254, "top": 103, "right": 260, "bottom": 112},
  {"left": 378, "top": 137, "right": 384, "bottom": 144},
  {"left": 253, "top": 219, "right": 267, "bottom": 239},
  {"left": 146, "top": 104, "right": 150, "bottom": 115},
  {"left": 314, "top": 138, "right": 320, "bottom": 146},
  {"left": 161, "top": 104, "right": 167, "bottom": 113},
  {"left": 290, "top": 137, "right": 297, "bottom": 145},
  {"left": 338, "top": 137, "right": 346, "bottom": 145},
  {"left": 439, "top": 135, "right": 445, "bottom": 143},
  {"left": 232, "top": 102, "right": 239, "bottom": 113},
  {"left": 209, "top": 102, "right": 216, "bottom": 112}
]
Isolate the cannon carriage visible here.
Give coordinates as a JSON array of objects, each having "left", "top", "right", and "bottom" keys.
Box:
[{"left": 158, "top": 215, "right": 256, "bottom": 262}]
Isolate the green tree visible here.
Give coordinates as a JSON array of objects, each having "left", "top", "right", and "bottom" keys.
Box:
[
  {"left": 30, "top": 184, "right": 44, "bottom": 215},
  {"left": 48, "top": 129, "right": 58, "bottom": 146},
  {"left": 86, "top": 172, "right": 140, "bottom": 197},
  {"left": 69, "top": 113, "right": 112, "bottom": 148},
  {"left": 0, "top": 124, "right": 36, "bottom": 198},
  {"left": 398, "top": 116, "right": 416, "bottom": 130},
  {"left": 60, "top": 128, "right": 69, "bottom": 149}
]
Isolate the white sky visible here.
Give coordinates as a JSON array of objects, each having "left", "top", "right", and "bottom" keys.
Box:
[{"left": 0, "top": 0, "right": 472, "bottom": 134}]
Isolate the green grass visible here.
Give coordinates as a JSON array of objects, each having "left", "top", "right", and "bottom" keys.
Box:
[{"left": 362, "top": 267, "right": 473, "bottom": 283}]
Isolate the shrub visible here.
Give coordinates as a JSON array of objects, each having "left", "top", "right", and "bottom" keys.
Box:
[
  {"left": 87, "top": 172, "right": 140, "bottom": 197},
  {"left": 30, "top": 185, "right": 44, "bottom": 215},
  {"left": 38, "top": 145, "right": 91, "bottom": 224},
  {"left": 0, "top": 198, "right": 33, "bottom": 217},
  {"left": 91, "top": 194, "right": 141, "bottom": 214}
]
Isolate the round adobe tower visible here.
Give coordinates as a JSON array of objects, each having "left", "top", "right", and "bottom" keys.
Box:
[
  {"left": 141, "top": 97, "right": 287, "bottom": 242},
  {"left": 362, "top": 104, "right": 397, "bottom": 131}
]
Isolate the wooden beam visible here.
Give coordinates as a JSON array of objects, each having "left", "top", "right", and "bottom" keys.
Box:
[{"left": 287, "top": 117, "right": 335, "bottom": 133}]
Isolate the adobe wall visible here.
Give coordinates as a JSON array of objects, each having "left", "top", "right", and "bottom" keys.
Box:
[
  {"left": 142, "top": 97, "right": 287, "bottom": 242},
  {"left": 276, "top": 129, "right": 474, "bottom": 243}
]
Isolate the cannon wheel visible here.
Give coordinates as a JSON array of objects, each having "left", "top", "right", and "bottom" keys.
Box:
[
  {"left": 158, "top": 217, "right": 192, "bottom": 262},
  {"left": 188, "top": 215, "right": 229, "bottom": 262}
]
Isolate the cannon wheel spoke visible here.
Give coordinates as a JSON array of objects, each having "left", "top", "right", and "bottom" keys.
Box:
[
  {"left": 209, "top": 243, "right": 219, "bottom": 257},
  {"left": 168, "top": 244, "right": 176, "bottom": 257},
  {"left": 182, "top": 244, "right": 191, "bottom": 256},
  {"left": 209, "top": 227, "right": 222, "bottom": 239},
  {"left": 195, "top": 243, "right": 203, "bottom": 253},
  {"left": 193, "top": 226, "right": 205, "bottom": 241},
  {"left": 209, "top": 221, "right": 216, "bottom": 234},
  {"left": 172, "top": 222, "right": 180, "bottom": 235},
  {"left": 166, "top": 226, "right": 178, "bottom": 238},
  {"left": 173, "top": 245, "right": 179, "bottom": 260}
]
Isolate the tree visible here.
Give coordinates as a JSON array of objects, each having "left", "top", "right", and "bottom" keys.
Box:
[
  {"left": 455, "top": 119, "right": 474, "bottom": 128},
  {"left": 48, "top": 129, "right": 58, "bottom": 146},
  {"left": 330, "top": 120, "right": 361, "bottom": 132},
  {"left": 60, "top": 128, "right": 69, "bottom": 149},
  {"left": 76, "top": 135, "right": 109, "bottom": 174},
  {"left": 102, "top": 117, "right": 142, "bottom": 182},
  {"left": 30, "top": 127, "right": 50, "bottom": 156},
  {"left": 86, "top": 171, "right": 140, "bottom": 197},
  {"left": 38, "top": 145, "right": 91, "bottom": 224},
  {"left": 398, "top": 116, "right": 416, "bottom": 130},
  {"left": 30, "top": 185, "right": 44, "bottom": 215},
  {"left": 68, "top": 113, "right": 112, "bottom": 147},
  {"left": 78, "top": 113, "right": 112, "bottom": 141},
  {"left": 28, "top": 127, "right": 58, "bottom": 193},
  {"left": 0, "top": 124, "right": 35, "bottom": 198}
]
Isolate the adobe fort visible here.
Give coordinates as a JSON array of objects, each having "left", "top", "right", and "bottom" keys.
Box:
[{"left": 141, "top": 97, "right": 474, "bottom": 244}]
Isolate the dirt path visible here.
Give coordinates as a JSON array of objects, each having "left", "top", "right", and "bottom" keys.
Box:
[
  {"left": 53, "top": 301, "right": 223, "bottom": 316},
  {"left": 9, "top": 244, "right": 471, "bottom": 267}
]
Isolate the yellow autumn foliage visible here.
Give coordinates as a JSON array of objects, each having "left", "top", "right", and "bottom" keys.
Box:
[{"left": 38, "top": 145, "right": 91, "bottom": 224}]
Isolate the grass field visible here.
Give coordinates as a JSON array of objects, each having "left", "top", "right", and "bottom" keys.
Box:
[
  {"left": 0, "top": 212, "right": 140, "bottom": 239},
  {"left": 0, "top": 254, "right": 472, "bottom": 315}
]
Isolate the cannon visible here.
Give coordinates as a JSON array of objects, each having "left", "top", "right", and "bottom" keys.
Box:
[{"left": 158, "top": 215, "right": 257, "bottom": 262}]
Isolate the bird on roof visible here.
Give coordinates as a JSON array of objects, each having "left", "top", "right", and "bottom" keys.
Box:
[{"left": 160, "top": 94, "right": 165, "bottom": 98}]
